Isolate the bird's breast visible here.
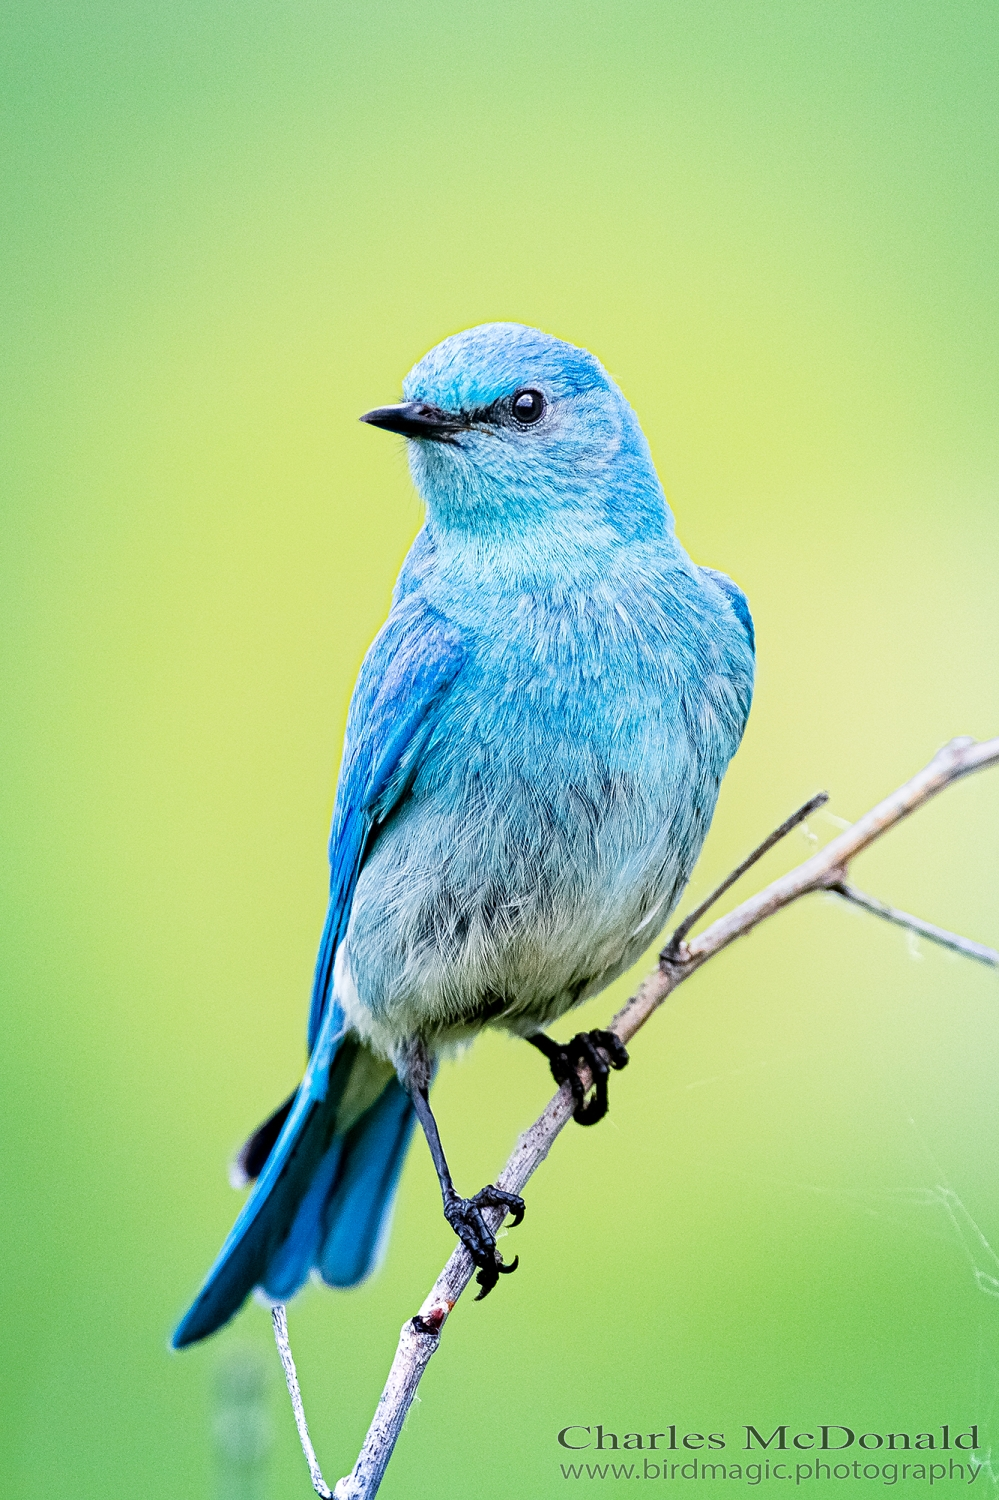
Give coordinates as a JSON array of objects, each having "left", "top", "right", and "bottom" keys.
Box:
[{"left": 341, "top": 564, "right": 746, "bottom": 1051}]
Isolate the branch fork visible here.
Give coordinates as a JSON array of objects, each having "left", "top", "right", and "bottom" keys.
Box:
[{"left": 271, "top": 735, "right": 999, "bottom": 1499}]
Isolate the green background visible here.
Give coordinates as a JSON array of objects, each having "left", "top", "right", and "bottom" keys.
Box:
[{"left": 2, "top": 2, "right": 998, "bottom": 1495}]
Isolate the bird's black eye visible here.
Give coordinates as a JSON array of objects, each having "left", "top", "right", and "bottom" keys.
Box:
[{"left": 511, "top": 388, "right": 546, "bottom": 425}]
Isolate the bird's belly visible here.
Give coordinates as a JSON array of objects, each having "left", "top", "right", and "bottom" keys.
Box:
[{"left": 339, "top": 719, "right": 716, "bottom": 1055}]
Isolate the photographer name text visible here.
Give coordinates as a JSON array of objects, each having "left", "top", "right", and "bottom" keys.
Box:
[{"left": 557, "top": 1425, "right": 979, "bottom": 1454}]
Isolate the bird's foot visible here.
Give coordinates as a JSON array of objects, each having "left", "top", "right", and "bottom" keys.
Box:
[
  {"left": 529, "top": 1029, "right": 629, "bottom": 1125},
  {"left": 443, "top": 1185, "right": 525, "bottom": 1300}
]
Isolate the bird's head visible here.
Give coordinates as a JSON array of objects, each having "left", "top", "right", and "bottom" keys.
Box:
[{"left": 360, "top": 323, "right": 673, "bottom": 547}]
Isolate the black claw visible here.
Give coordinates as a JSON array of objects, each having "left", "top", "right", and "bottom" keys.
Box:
[
  {"left": 474, "top": 1252, "right": 520, "bottom": 1300},
  {"left": 528, "top": 1028, "right": 629, "bottom": 1125},
  {"left": 443, "top": 1184, "right": 526, "bottom": 1300},
  {"left": 474, "top": 1185, "right": 526, "bottom": 1227},
  {"left": 474, "top": 1267, "right": 496, "bottom": 1299}
]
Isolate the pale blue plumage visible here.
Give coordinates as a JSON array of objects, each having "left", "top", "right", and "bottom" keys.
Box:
[{"left": 173, "top": 322, "right": 754, "bottom": 1347}]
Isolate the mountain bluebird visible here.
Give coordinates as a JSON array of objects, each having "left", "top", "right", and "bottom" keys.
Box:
[{"left": 173, "top": 322, "right": 754, "bottom": 1346}]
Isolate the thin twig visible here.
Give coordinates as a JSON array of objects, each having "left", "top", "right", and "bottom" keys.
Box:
[
  {"left": 612, "top": 734, "right": 999, "bottom": 1042},
  {"left": 281, "top": 734, "right": 999, "bottom": 1500},
  {"left": 272, "top": 1305, "right": 333, "bottom": 1499},
  {"left": 828, "top": 881, "right": 999, "bottom": 968},
  {"left": 664, "top": 790, "right": 829, "bottom": 956},
  {"left": 331, "top": 1086, "right": 576, "bottom": 1499}
]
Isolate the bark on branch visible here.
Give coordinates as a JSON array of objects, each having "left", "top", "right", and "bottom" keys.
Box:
[{"left": 271, "top": 734, "right": 999, "bottom": 1500}]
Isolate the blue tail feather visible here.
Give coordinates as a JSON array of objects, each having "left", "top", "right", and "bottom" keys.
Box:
[
  {"left": 172, "top": 1004, "right": 413, "bottom": 1348},
  {"left": 317, "top": 1077, "right": 416, "bottom": 1288},
  {"left": 260, "top": 1137, "right": 346, "bottom": 1301}
]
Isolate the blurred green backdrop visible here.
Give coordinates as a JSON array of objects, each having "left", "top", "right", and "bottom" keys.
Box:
[{"left": 2, "top": 2, "right": 998, "bottom": 1495}]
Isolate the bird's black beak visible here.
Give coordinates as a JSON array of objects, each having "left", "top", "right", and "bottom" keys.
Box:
[{"left": 359, "top": 402, "right": 465, "bottom": 443}]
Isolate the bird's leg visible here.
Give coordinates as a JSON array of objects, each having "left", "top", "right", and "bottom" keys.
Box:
[
  {"left": 403, "top": 1046, "right": 524, "bottom": 1300},
  {"left": 528, "top": 1029, "right": 629, "bottom": 1125}
]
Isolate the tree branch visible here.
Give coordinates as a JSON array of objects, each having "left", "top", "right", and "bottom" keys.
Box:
[
  {"left": 663, "top": 789, "right": 829, "bottom": 955},
  {"left": 826, "top": 881, "right": 999, "bottom": 968},
  {"left": 272, "top": 1305, "right": 333, "bottom": 1499},
  {"left": 273, "top": 734, "right": 999, "bottom": 1500}
]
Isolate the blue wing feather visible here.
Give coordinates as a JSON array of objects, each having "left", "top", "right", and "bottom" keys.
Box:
[
  {"left": 698, "top": 565, "right": 755, "bottom": 654},
  {"left": 306, "top": 592, "right": 465, "bottom": 1051},
  {"left": 172, "top": 590, "right": 463, "bottom": 1348}
]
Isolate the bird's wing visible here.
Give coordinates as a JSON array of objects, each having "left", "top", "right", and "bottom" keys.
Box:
[
  {"left": 698, "top": 565, "right": 755, "bottom": 654},
  {"left": 306, "top": 593, "right": 466, "bottom": 1052}
]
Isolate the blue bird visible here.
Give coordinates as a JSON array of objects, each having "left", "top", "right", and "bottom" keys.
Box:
[{"left": 172, "top": 323, "right": 754, "bottom": 1346}]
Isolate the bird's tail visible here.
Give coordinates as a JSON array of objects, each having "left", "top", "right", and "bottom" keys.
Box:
[{"left": 172, "top": 1007, "right": 415, "bottom": 1348}]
